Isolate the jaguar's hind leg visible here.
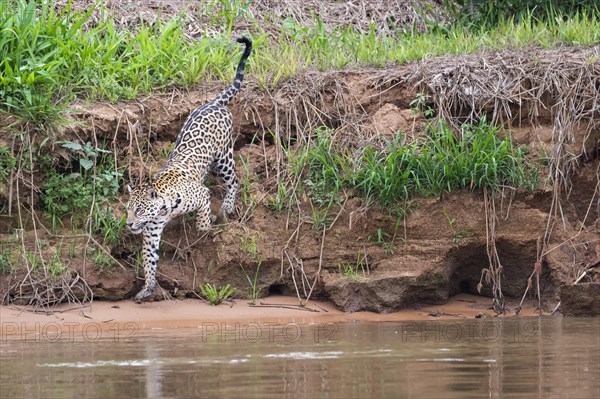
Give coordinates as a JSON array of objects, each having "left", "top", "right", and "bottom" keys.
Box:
[{"left": 214, "top": 147, "right": 239, "bottom": 216}]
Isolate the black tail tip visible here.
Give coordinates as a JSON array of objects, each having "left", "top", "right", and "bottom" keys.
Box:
[{"left": 236, "top": 36, "right": 252, "bottom": 47}]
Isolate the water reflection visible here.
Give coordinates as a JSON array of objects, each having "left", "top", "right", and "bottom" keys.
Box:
[
  {"left": 144, "top": 341, "right": 162, "bottom": 399},
  {"left": 1, "top": 317, "right": 598, "bottom": 398}
]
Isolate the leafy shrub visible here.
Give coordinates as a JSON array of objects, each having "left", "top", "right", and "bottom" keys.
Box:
[
  {"left": 41, "top": 171, "right": 95, "bottom": 220},
  {"left": 41, "top": 164, "right": 122, "bottom": 228}
]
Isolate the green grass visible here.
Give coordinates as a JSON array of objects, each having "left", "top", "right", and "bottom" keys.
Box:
[
  {"left": 294, "top": 120, "right": 538, "bottom": 209},
  {"left": 92, "top": 206, "right": 127, "bottom": 245},
  {"left": 0, "top": 1, "right": 246, "bottom": 126},
  {"left": 0, "top": 239, "right": 19, "bottom": 274},
  {"left": 445, "top": 0, "right": 598, "bottom": 29},
  {"left": 337, "top": 254, "right": 367, "bottom": 280},
  {"left": 1, "top": 0, "right": 599, "bottom": 126},
  {"left": 240, "top": 261, "right": 262, "bottom": 305},
  {"left": 88, "top": 246, "right": 114, "bottom": 270},
  {"left": 302, "top": 129, "right": 351, "bottom": 208}
]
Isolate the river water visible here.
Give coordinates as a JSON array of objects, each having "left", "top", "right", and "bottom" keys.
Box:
[{"left": 1, "top": 317, "right": 598, "bottom": 398}]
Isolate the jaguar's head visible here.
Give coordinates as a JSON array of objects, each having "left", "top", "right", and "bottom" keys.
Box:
[{"left": 125, "top": 184, "right": 168, "bottom": 234}]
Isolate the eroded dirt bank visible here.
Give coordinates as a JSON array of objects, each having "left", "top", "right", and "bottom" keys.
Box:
[{"left": 1, "top": 46, "right": 599, "bottom": 316}]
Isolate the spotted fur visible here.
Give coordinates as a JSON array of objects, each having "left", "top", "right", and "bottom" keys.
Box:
[{"left": 126, "top": 37, "right": 252, "bottom": 302}]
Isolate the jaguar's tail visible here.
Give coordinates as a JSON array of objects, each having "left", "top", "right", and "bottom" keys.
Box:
[{"left": 214, "top": 36, "right": 252, "bottom": 106}]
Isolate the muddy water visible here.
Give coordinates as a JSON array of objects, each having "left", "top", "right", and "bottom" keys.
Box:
[{"left": 1, "top": 317, "right": 598, "bottom": 398}]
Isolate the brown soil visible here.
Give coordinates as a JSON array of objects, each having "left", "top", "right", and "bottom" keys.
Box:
[{"left": 1, "top": 7, "right": 599, "bottom": 316}]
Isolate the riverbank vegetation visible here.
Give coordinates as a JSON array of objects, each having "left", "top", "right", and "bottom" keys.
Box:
[
  {"left": 1, "top": 0, "right": 598, "bottom": 126},
  {"left": 1, "top": 0, "right": 598, "bottom": 309}
]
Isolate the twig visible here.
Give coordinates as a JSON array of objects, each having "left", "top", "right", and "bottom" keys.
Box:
[
  {"left": 251, "top": 302, "right": 320, "bottom": 312},
  {"left": 550, "top": 301, "right": 561, "bottom": 316}
]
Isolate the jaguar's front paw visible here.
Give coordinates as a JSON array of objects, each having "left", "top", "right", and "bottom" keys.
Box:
[{"left": 134, "top": 284, "right": 156, "bottom": 303}]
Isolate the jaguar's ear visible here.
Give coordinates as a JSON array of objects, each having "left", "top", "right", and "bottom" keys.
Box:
[{"left": 127, "top": 184, "right": 132, "bottom": 194}]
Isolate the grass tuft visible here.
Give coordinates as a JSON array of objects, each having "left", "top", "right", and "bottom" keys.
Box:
[
  {"left": 297, "top": 119, "right": 538, "bottom": 209},
  {"left": 199, "top": 283, "right": 236, "bottom": 305}
]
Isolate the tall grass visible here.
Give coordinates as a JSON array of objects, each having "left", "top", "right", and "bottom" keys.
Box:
[
  {"left": 0, "top": 1, "right": 245, "bottom": 125},
  {"left": 444, "top": 0, "right": 599, "bottom": 28},
  {"left": 276, "top": 9, "right": 599, "bottom": 72},
  {"left": 1, "top": 0, "right": 598, "bottom": 125},
  {"left": 298, "top": 121, "right": 538, "bottom": 208}
]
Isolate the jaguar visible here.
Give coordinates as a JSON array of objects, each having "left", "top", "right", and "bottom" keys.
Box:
[{"left": 125, "top": 36, "right": 252, "bottom": 302}]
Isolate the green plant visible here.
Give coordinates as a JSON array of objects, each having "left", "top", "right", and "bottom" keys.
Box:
[
  {"left": 368, "top": 228, "right": 399, "bottom": 255},
  {"left": 40, "top": 142, "right": 123, "bottom": 229},
  {"left": 134, "top": 251, "right": 143, "bottom": 275},
  {"left": 0, "top": 147, "right": 17, "bottom": 183},
  {"left": 92, "top": 206, "right": 127, "bottom": 245},
  {"left": 0, "top": 0, "right": 72, "bottom": 125},
  {"left": 199, "top": 283, "right": 236, "bottom": 305},
  {"left": 202, "top": 0, "right": 256, "bottom": 37},
  {"left": 67, "top": 238, "right": 78, "bottom": 259},
  {"left": 416, "top": 119, "right": 538, "bottom": 194},
  {"left": 93, "top": 169, "right": 123, "bottom": 201},
  {"left": 309, "top": 206, "right": 333, "bottom": 232},
  {"left": 24, "top": 250, "right": 41, "bottom": 273},
  {"left": 352, "top": 137, "right": 416, "bottom": 206},
  {"left": 46, "top": 246, "right": 67, "bottom": 278},
  {"left": 267, "top": 180, "right": 293, "bottom": 212},
  {"left": 442, "top": 211, "right": 471, "bottom": 245},
  {"left": 337, "top": 254, "right": 367, "bottom": 281},
  {"left": 303, "top": 128, "right": 350, "bottom": 208},
  {"left": 41, "top": 171, "right": 94, "bottom": 228},
  {"left": 0, "top": 239, "right": 19, "bottom": 273},
  {"left": 240, "top": 234, "right": 259, "bottom": 258},
  {"left": 240, "top": 261, "right": 262, "bottom": 304},
  {"left": 409, "top": 93, "right": 434, "bottom": 117},
  {"left": 352, "top": 118, "right": 538, "bottom": 205},
  {"left": 58, "top": 141, "right": 110, "bottom": 172},
  {"left": 158, "top": 143, "right": 174, "bottom": 160},
  {"left": 88, "top": 246, "right": 114, "bottom": 270}
]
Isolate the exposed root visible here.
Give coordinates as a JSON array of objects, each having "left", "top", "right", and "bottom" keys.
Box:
[
  {"left": 4, "top": 268, "right": 93, "bottom": 309},
  {"left": 478, "top": 188, "right": 505, "bottom": 314}
]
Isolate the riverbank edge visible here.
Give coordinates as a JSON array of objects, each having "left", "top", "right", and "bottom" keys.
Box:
[{"left": 0, "top": 293, "right": 553, "bottom": 341}]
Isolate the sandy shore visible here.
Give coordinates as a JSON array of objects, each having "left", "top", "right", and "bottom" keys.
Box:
[{"left": 1, "top": 294, "right": 547, "bottom": 340}]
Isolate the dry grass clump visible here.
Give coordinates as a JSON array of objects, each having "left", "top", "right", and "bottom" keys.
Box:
[{"left": 53, "top": 0, "right": 446, "bottom": 35}]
